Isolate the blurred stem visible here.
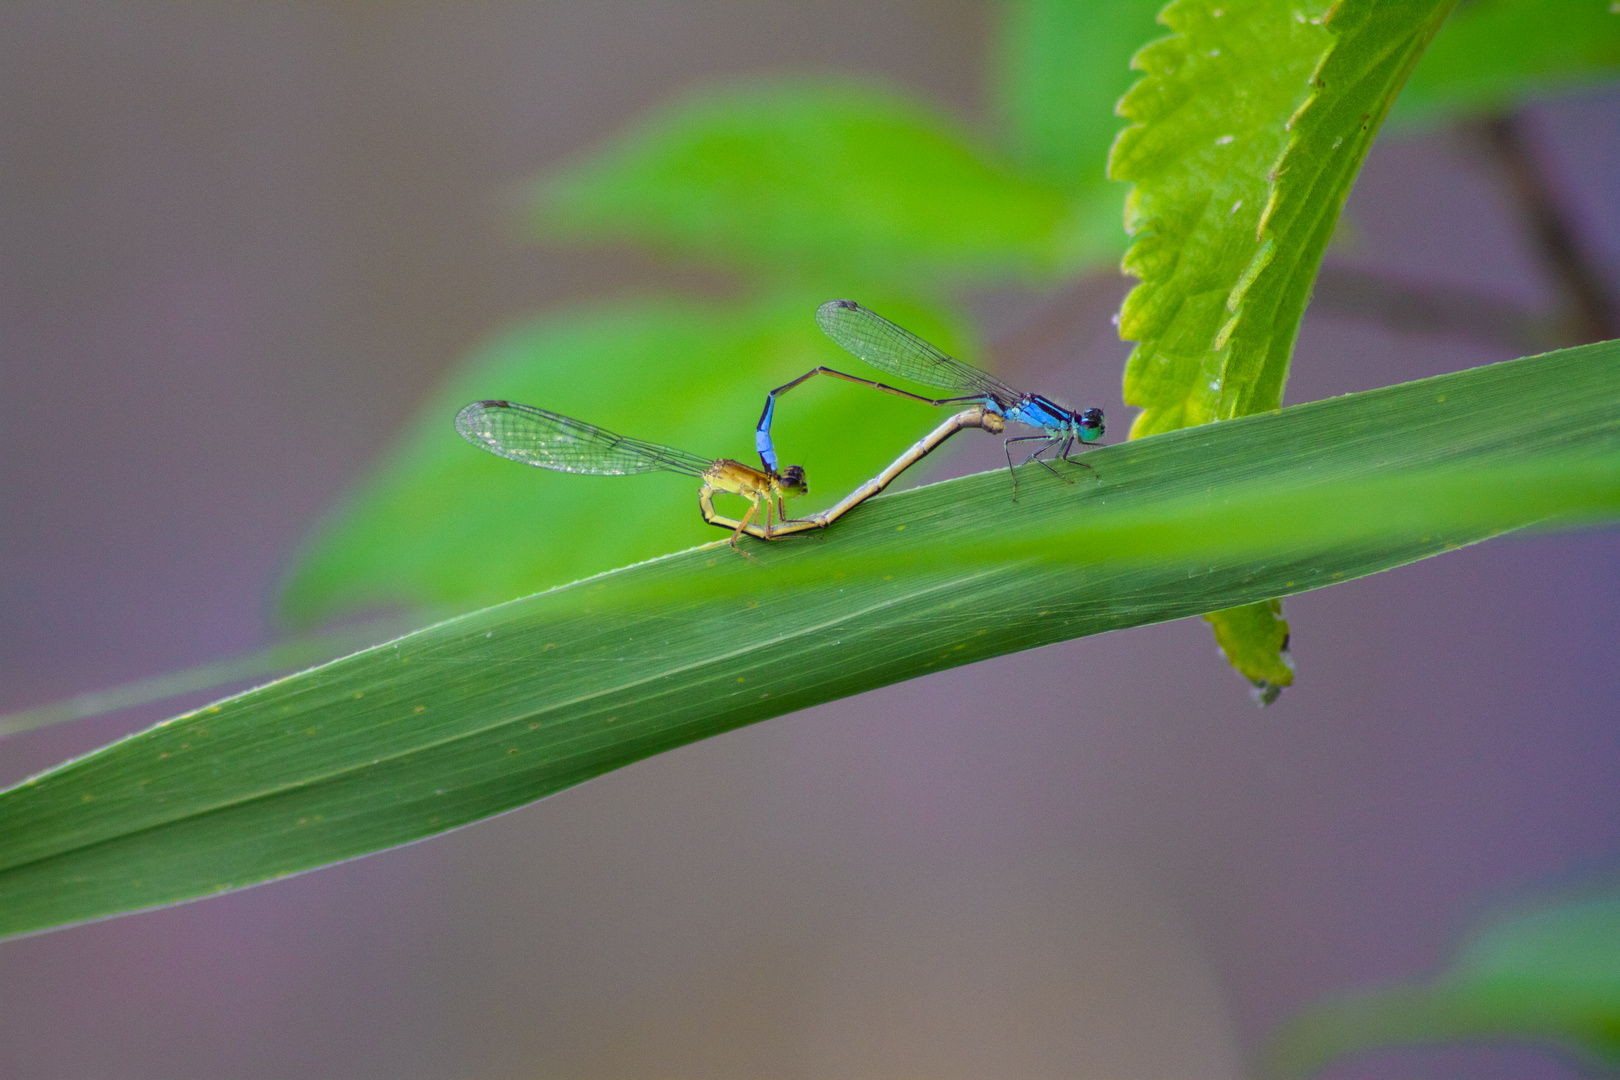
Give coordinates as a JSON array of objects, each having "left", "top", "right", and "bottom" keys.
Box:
[
  {"left": 1311, "top": 111, "right": 1615, "bottom": 351},
  {"left": 1473, "top": 110, "right": 1617, "bottom": 344},
  {"left": 1014, "top": 112, "right": 1616, "bottom": 368},
  {"left": 1310, "top": 264, "right": 1557, "bottom": 352},
  {"left": 995, "top": 264, "right": 1565, "bottom": 371},
  {"left": 987, "top": 271, "right": 1127, "bottom": 370}
]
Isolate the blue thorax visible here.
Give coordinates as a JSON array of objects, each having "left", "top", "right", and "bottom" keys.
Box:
[{"left": 1002, "top": 394, "right": 1063, "bottom": 431}]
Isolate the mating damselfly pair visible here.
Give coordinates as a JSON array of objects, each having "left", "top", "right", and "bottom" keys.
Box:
[{"left": 456, "top": 300, "right": 1106, "bottom": 549}]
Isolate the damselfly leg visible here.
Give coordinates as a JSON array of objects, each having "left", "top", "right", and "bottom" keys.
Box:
[
  {"left": 729, "top": 497, "right": 763, "bottom": 559},
  {"left": 1002, "top": 434, "right": 1098, "bottom": 500},
  {"left": 1057, "top": 435, "right": 1096, "bottom": 475}
]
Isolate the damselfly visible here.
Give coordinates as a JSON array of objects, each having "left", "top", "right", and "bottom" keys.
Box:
[
  {"left": 456, "top": 399, "right": 1004, "bottom": 548},
  {"left": 756, "top": 300, "right": 1105, "bottom": 496},
  {"left": 456, "top": 399, "right": 808, "bottom": 548}
]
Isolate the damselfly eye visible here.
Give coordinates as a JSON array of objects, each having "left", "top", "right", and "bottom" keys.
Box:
[{"left": 1080, "top": 408, "right": 1104, "bottom": 430}]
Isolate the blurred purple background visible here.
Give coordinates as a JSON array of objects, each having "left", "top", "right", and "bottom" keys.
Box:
[{"left": 1, "top": 4, "right": 1616, "bottom": 1078}]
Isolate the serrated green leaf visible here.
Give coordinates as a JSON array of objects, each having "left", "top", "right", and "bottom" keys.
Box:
[
  {"left": 1110, "top": 0, "right": 1453, "bottom": 437},
  {"left": 1265, "top": 882, "right": 1620, "bottom": 1077},
  {"left": 1391, "top": 0, "right": 1620, "bottom": 129},
  {"left": 1204, "top": 599, "right": 1293, "bottom": 703},
  {"left": 993, "top": 0, "right": 1167, "bottom": 260},
  {"left": 533, "top": 80, "right": 1081, "bottom": 285},
  {"left": 3, "top": 340, "right": 1617, "bottom": 937},
  {"left": 1108, "top": 0, "right": 1455, "bottom": 688},
  {"left": 278, "top": 294, "right": 978, "bottom": 627}
]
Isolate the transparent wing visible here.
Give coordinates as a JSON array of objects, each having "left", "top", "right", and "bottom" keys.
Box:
[
  {"left": 455, "top": 400, "right": 712, "bottom": 478},
  {"left": 815, "top": 299, "right": 1020, "bottom": 404}
]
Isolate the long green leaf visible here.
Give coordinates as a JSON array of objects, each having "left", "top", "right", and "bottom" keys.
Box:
[
  {"left": 1391, "top": 0, "right": 1620, "bottom": 129},
  {"left": 2, "top": 341, "right": 1616, "bottom": 937},
  {"left": 532, "top": 80, "right": 1080, "bottom": 285},
  {"left": 1265, "top": 882, "right": 1620, "bottom": 1077},
  {"left": 279, "top": 294, "right": 976, "bottom": 626}
]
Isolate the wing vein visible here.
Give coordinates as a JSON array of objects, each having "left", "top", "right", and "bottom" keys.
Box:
[
  {"left": 816, "top": 300, "right": 1020, "bottom": 404},
  {"left": 455, "top": 401, "right": 712, "bottom": 478}
]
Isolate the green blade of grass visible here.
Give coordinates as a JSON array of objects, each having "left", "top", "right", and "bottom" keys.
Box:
[
  {"left": 1, "top": 340, "right": 1615, "bottom": 937},
  {"left": 0, "top": 616, "right": 430, "bottom": 738}
]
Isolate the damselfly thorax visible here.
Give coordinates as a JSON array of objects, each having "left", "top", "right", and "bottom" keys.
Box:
[{"left": 697, "top": 459, "right": 807, "bottom": 545}]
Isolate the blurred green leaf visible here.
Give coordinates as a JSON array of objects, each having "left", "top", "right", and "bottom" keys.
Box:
[
  {"left": 1391, "top": 0, "right": 1620, "bottom": 129},
  {"left": 279, "top": 294, "right": 977, "bottom": 627},
  {"left": 993, "top": 0, "right": 1166, "bottom": 258},
  {"left": 1266, "top": 882, "right": 1620, "bottom": 1077},
  {"left": 4, "top": 339, "right": 1616, "bottom": 937},
  {"left": 1109, "top": 0, "right": 1454, "bottom": 688},
  {"left": 533, "top": 80, "right": 1082, "bottom": 285}
]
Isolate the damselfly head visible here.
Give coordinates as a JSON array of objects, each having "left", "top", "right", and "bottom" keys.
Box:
[
  {"left": 778, "top": 464, "right": 808, "bottom": 497},
  {"left": 1077, "top": 407, "right": 1105, "bottom": 442}
]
